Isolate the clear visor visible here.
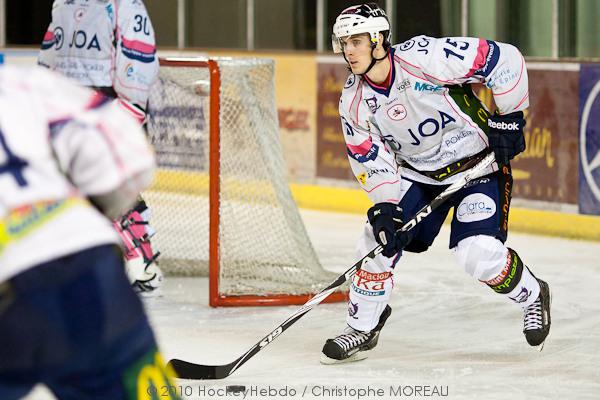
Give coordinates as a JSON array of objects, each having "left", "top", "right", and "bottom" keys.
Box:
[
  {"left": 331, "top": 34, "right": 380, "bottom": 54},
  {"left": 331, "top": 34, "right": 344, "bottom": 53}
]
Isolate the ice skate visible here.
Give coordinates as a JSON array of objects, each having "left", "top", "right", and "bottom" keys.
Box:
[
  {"left": 320, "top": 305, "right": 391, "bottom": 364},
  {"left": 523, "top": 279, "right": 551, "bottom": 348}
]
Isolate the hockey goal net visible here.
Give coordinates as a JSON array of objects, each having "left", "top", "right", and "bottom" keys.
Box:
[{"left": 144, "top": 57, "right": 347, "bottom": 307}]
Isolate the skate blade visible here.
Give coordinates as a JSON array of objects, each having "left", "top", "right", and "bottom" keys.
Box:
[
  {"left": 319, "top": 351, "right": 370, "bottom": 365},
  {"left": 538, "top": 341, "right": 546, "bottom": 352},
  {"left": 538, "top": 285, "right": 553, "bottom": 352},
  {"left": 532, "top": 285, "right": 552, "bottom": 352}
]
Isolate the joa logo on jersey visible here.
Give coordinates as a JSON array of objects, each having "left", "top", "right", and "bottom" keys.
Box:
[
  {"left": 68, "top": 30, "right": 102, "bottom": 51},
  {"left": 406, "top": 110, "right": 456, "bottom": 146}
]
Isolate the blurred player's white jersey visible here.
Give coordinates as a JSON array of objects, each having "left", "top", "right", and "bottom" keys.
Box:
[
  {"left": 38, "top": 0, "right": 158, "bottom": 110},
  {"left": 0, "top": 66, "right": 155, "bottom": 283},
  {"left": 340, "top": 36, "right": 529, "bottom": 203}
]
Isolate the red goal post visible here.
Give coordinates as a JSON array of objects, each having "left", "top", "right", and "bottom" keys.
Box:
[{"left": 145, "top": 57, "right": 348, "bottom": 307}]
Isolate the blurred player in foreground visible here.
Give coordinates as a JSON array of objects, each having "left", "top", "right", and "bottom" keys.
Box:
[
  {"left": 38, "top": 0, "right": 162, "bottom": 295},
  {"left": 0, "top": 65, "right": 180, "bottom": 399},
  {"left": 321, "top": 3, "right": 551, "bottom": 364}
]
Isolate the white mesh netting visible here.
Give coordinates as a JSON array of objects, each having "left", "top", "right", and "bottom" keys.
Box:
[{"left": 144, "top": 58, "right": 340, "bottom": 297}]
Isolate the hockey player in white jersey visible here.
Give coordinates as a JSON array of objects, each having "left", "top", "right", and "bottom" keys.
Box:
[
  {"left": 0, "top": 66, "right": 180, "bottom": 399},
  {"left": 321, "top": 3, "right": 551, "bottom": 364},
  {"left": 38, "top": 0, "right": 162, "bottom": 294}
]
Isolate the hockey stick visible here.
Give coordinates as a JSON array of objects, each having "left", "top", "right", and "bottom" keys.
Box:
[{"left": 168, "top": 152, "right": 496, "bottom": 380}]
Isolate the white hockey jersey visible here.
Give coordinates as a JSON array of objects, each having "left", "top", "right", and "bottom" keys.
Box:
[
  {"left": 340, "top": 36, "right": 529, "bottom": 204},
  {"left": 0, "top": 66, "right": 155, "bottom": 284},
  {"left": 38, "top": 0, "right": 158, "bottom": 111}
]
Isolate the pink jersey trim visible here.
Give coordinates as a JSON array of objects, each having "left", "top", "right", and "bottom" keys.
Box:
[
  {"left": 86, "top": 92, "right": 111, "bottom": 109},
  {"left": 423, "top": 72, "right": 454, "bottom": 84},
  {"left": 363, "top": 180, "right": 400, "bottom": 193},
  {"left": 394, "top": 55, "right": 425, "bottom": 80},
  {"left": 348, "top": 82, "right": 363, "bottom": 125},
  {"left": 465, "top": 38, "right": 489, "bottom": 78},
  {"left": 117, "top": 99, "right": 145, "bottom": 124},
  {"left": 347, "top": 137, "right": 373, "bottom": 156},
  {"left": 399, "top": 65, "right": 422, "bottom": 80},
  {"left": 364, "top": 76, "right": 387, "bottom": 90},
  {"left": 514, "top": 92, "right": 529, "bottom": 110},
  {"left": 394, "top": 55, "right": 419, "bottom": 69},
  {"left": 121, "top": 38, "right": 156, "bottom": 55}
]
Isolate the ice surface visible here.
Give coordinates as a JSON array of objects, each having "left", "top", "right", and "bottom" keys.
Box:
[{"left": 25, "top": 209, "right": 600, "bottom": 399}]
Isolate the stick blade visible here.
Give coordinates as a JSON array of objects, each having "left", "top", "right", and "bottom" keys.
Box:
[{"left": 168, "top": 358, "right": 226, "bottom": 380}]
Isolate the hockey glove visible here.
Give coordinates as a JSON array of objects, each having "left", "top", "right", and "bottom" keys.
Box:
[
  {"left": 367, "top": 203, "right": 411, "bottom": 258},
  {"left": 487, "top": 111, "right": 526, "bottom": 165}
]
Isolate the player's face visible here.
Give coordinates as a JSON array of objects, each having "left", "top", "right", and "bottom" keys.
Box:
[{"left": 340, "top": 34, "right": 373, "bottom": 74}]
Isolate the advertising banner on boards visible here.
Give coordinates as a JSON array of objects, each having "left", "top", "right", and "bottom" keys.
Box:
[
  {"left": 316, "top": 61, "right": 354, "bottom": 180},
  {"left": 503, "top": 68, "right": 579, "bottom": 204},
  {"left": 579, "top": 64, "right": 600, "bottom": 215}
]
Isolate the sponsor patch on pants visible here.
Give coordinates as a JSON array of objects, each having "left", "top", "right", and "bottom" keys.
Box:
[
  {"left": 351, "top": 270, "right": 391, "bottom": 297},
  {"left": 456, "top": 193, "right": 497, "bottom": 223}
]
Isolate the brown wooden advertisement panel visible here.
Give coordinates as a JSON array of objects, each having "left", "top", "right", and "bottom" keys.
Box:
[
  {"left": 316, "top": 62, "right": 354, "bottom": 180},
  {"left": 517, "top": 69, "right": 579, "bottom": 204},
  {"left": 475, "top": 68, "right": 579, "bottom": 204}
]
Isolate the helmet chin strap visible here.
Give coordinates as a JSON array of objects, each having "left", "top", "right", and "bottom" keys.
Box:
[{"left": 363, "top": 45, "right": 388, "bottom": 75}]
